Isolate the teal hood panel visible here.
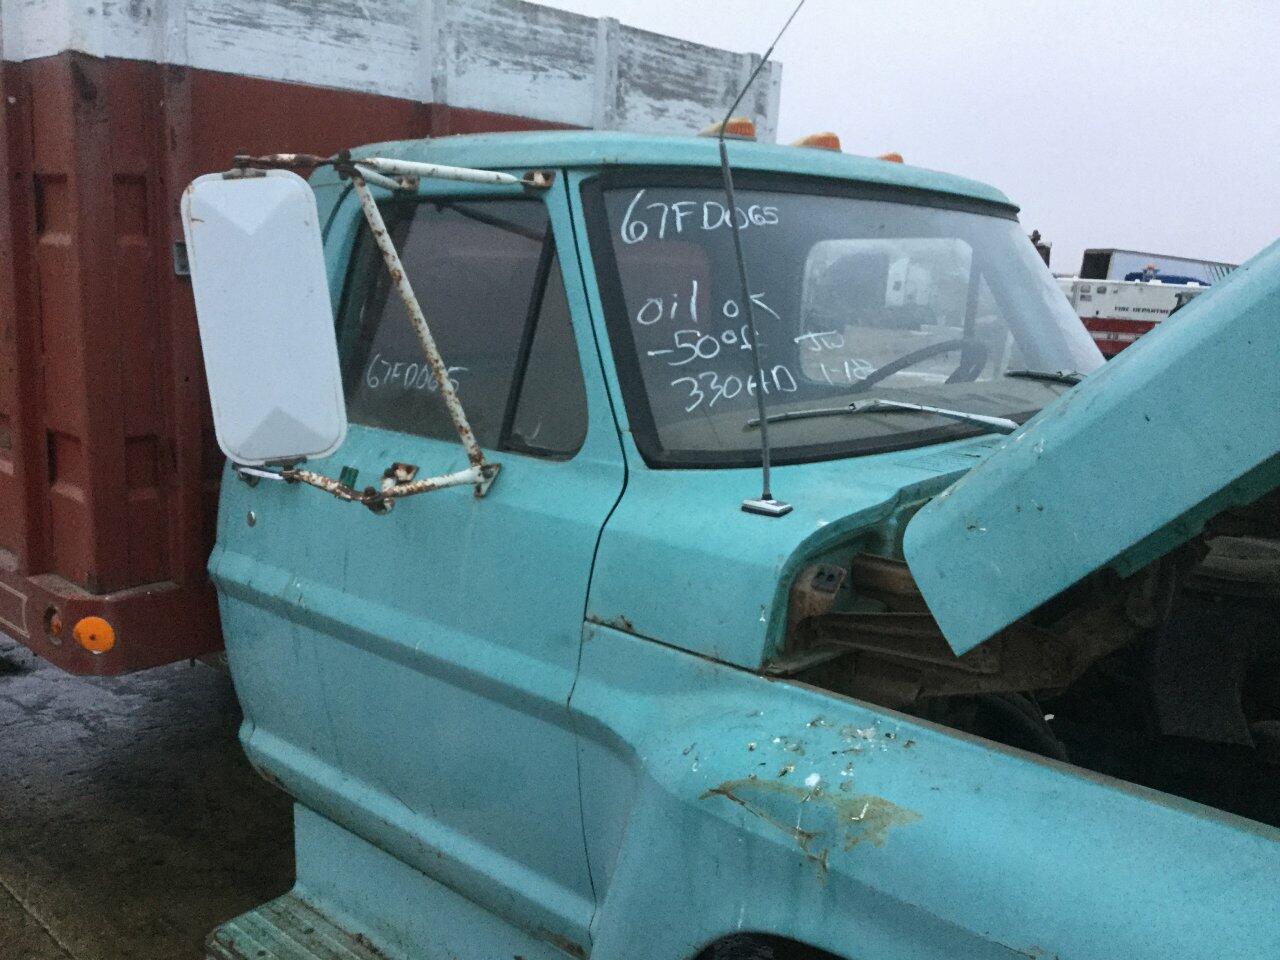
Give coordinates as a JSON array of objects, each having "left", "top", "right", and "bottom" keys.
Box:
[
  {"left": 589, "top": 436, "right": 1005, "bottom": 670},
  {"left": 904, "top": 238, "right": 1280, "bottom": 655}
]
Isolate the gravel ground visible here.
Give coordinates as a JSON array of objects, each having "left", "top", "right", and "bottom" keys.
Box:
[{"left": 0, "top": 635, "right": 293, "bottom": 960}]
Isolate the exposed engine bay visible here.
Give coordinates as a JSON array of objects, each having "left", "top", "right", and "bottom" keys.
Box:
[{"left": 780, "top": 489, "right": 1280, "bottom": 828}]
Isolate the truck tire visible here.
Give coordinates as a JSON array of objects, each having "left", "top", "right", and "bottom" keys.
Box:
[{"left": 700, "top": 935, "right": 837, "bottom": 960}]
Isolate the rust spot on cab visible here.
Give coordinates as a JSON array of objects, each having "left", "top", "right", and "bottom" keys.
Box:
[
  {"left": 587, "top": 613, "right": 635, "bottom": 633},
  {"left": 538, "top": 929, "right": 588, "bottom": 959},
  {"left": 702, "top": 776, "right": 921, "bottom": 873}
]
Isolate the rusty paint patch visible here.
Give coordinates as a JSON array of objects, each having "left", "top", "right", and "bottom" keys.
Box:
[
  {"left": 702, "top": 777, "right": 921, "bottom": 872},
  {"left": 251, "top": 763, "right": 287, "bottom": 793},
  {"left": 537, "top": 929, "right": 588, "bottom": 960},
  {"left": 207, "top": 893, "right": 391, "bottom": 960},
  {"left": 704, "top": 780, "right": 821, "bottom": 848},
  {"left": 589, "top": 613, "right": 634, "bottom": 633}
]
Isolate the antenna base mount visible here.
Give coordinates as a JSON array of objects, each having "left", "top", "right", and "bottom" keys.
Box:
[{"left": 742, "top": 497, "right": 794, "bottom": 518}]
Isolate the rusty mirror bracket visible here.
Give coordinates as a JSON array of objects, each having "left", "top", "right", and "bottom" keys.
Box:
[
  {"left": 222, "top": 149, "right": 541, "bottom": 511},
  {"left": 233, "top": 460, "right": 500, "bottom": 512}
]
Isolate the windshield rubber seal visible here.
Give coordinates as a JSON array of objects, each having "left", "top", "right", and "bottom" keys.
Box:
[{"left": 580, "top": 167, "right": 1035, "bottom": 470}]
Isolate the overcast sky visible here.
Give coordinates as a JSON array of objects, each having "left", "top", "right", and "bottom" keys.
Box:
[{"left": 550, "top": 0, "right": 1278, "bottom": 274}]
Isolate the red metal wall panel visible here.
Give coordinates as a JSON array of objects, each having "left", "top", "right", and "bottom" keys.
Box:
[
  {"left": 0, "top": 52, "right": 572, "bottom": 673},
  {"left": 0, "top": 61, "right": 43, "bottom": 580}
]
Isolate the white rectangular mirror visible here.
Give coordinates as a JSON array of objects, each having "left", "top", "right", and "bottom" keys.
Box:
[{"left": 181, "top": 170, "right": 347, "bottom": 467}]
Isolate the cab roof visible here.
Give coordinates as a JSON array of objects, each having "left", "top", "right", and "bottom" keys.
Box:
[{"left": 335, "top": 130, "right": 1016, "bottom": 211}]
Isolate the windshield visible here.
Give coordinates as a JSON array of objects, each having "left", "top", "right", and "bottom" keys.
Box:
[{"left": 587, "top": 174, "right": 1103, "bottom": 467}]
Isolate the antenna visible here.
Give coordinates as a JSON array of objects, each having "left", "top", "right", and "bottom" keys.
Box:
[{"left": 720, "top": 0, "right": 806, "bottom": 518}]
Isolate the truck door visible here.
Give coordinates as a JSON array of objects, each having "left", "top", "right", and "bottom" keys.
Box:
[{"left": 213, "top": 175, "right": 624, "bottom": 952}]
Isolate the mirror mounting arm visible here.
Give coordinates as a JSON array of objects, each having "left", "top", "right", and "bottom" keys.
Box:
[
  {"left": 207, "top": 149, "right": 544, "bottom": 509},
  {"left": 285, "top": 463, "right": 499, "bottom": 514},
  {"left": 232, "top": 164, "right": 505, "bottom": 511},
  {"left": 227, "top": 152, "right": 553, "bottom": 195},
  {"left": 348, "top": 173, "right": 498, "bottom": 497},
  {"left": 286, "top": 462, "right": 500, "bottom": 513},
  {"left": 233, "top": 460, "right": 500, "bottom": 514}
]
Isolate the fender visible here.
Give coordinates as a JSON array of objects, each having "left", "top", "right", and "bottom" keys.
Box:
[{"left": 571, "top": 624, "right": 1280, "bottom": 960}]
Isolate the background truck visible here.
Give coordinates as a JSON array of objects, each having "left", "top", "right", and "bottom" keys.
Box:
[
  {"left": 1077, "top": 246, "right": 1236, "bottom": 284},
  {"left": 182, "top": 127, "right": 1278, "bottom": 960},
  {"left": 1058, "top": 274, "right": 1210, "bottom": 357},
  {"left": 0, "top": 0, "right": 780, "bottom": 674}
]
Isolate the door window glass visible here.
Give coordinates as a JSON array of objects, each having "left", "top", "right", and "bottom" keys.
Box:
[
  {"left": 509, "top": 261, "right": 589, "bottom": 458},
  {"left": 339, "top": 198, "right": 587, "bottom": 457}
]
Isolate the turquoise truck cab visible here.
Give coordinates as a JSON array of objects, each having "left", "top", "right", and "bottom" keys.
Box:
[{"left": 190, "top": 132, "right": 1279, "bottom": 960}]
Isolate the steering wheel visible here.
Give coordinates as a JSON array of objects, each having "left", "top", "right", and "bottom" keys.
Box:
[{"left": 846, "top": 337, "right": 988, "bottom": 395}]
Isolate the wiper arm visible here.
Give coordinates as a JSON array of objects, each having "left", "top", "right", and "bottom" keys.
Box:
[
  {"left": 1004, "top": 369, "right": 1082, "bottom": 386},
  {"left": 747, "top": 398, "right": 1020, "bottom": 434}
]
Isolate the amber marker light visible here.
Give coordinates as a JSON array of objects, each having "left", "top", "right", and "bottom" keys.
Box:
[
  {"left": 699, "top": 116, "right": 758, "bottom": 140},
  {"left": 792, "top": 132, "right": 842, "bottom": 151},
  {"left": 877, "top": 151, "right": 905, "bottom": 163},
  {"left": 73, "top": 615, "right": 116, "bottom": 654}
]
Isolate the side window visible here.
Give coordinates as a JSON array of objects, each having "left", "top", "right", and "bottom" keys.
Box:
[
  {"left": 338, "top": 198, "right": 588, "bottom": 458},
  {"left": 509, "top": 262, "right": 589, "bottom": 458}
]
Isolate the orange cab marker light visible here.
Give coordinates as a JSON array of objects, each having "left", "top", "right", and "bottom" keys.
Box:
[
  {"left": 792, "top": 132, "right": 841, "bottom": 151},
  {"left": 877, "top": 151, "right": 905, "bottom": 163},
  {"left": 699, "top": 116, "right": 757, "bottom": 140},
  {"left": 73, "top": 616, "right": 116, "bottom": 655}
]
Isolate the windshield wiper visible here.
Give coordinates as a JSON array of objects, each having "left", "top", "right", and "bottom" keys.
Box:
[
  {"left": 747, "top": 398, "right": 1020, "bottom": 434},
  {"left": 1004, "top": 369, "right": 1083, "bottom": 386}
]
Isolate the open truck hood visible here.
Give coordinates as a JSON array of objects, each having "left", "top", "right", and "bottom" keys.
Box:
[{"left": 904, "top": 238, "right": 1280, "bottom": 655}]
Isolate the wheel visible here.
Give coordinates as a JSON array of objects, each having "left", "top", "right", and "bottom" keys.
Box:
[{"left": 699, "top": 934, "right": 840, "bottom": 960}]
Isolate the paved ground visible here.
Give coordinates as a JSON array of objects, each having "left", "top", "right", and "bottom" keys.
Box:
[{"left": 0, "top": 634, "right": 294, "bottom": 960}]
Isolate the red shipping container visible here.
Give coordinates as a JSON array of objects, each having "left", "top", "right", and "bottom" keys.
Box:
[{"left": 0, "top": 0, "right": 780, "bottom": 673}]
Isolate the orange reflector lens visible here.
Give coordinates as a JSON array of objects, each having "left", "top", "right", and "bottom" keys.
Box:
[
  {"left": 877, "top": 151, "right": 905, "bottom": 163},
  {"left": 792, "top": 132, "right": 842, "bottom": 151},
  {"left": 73, "top": 616, "right": 116, "bottom": 654},
  {"left": 699, "top": 116, "right": 757, "bottom": 140}
]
